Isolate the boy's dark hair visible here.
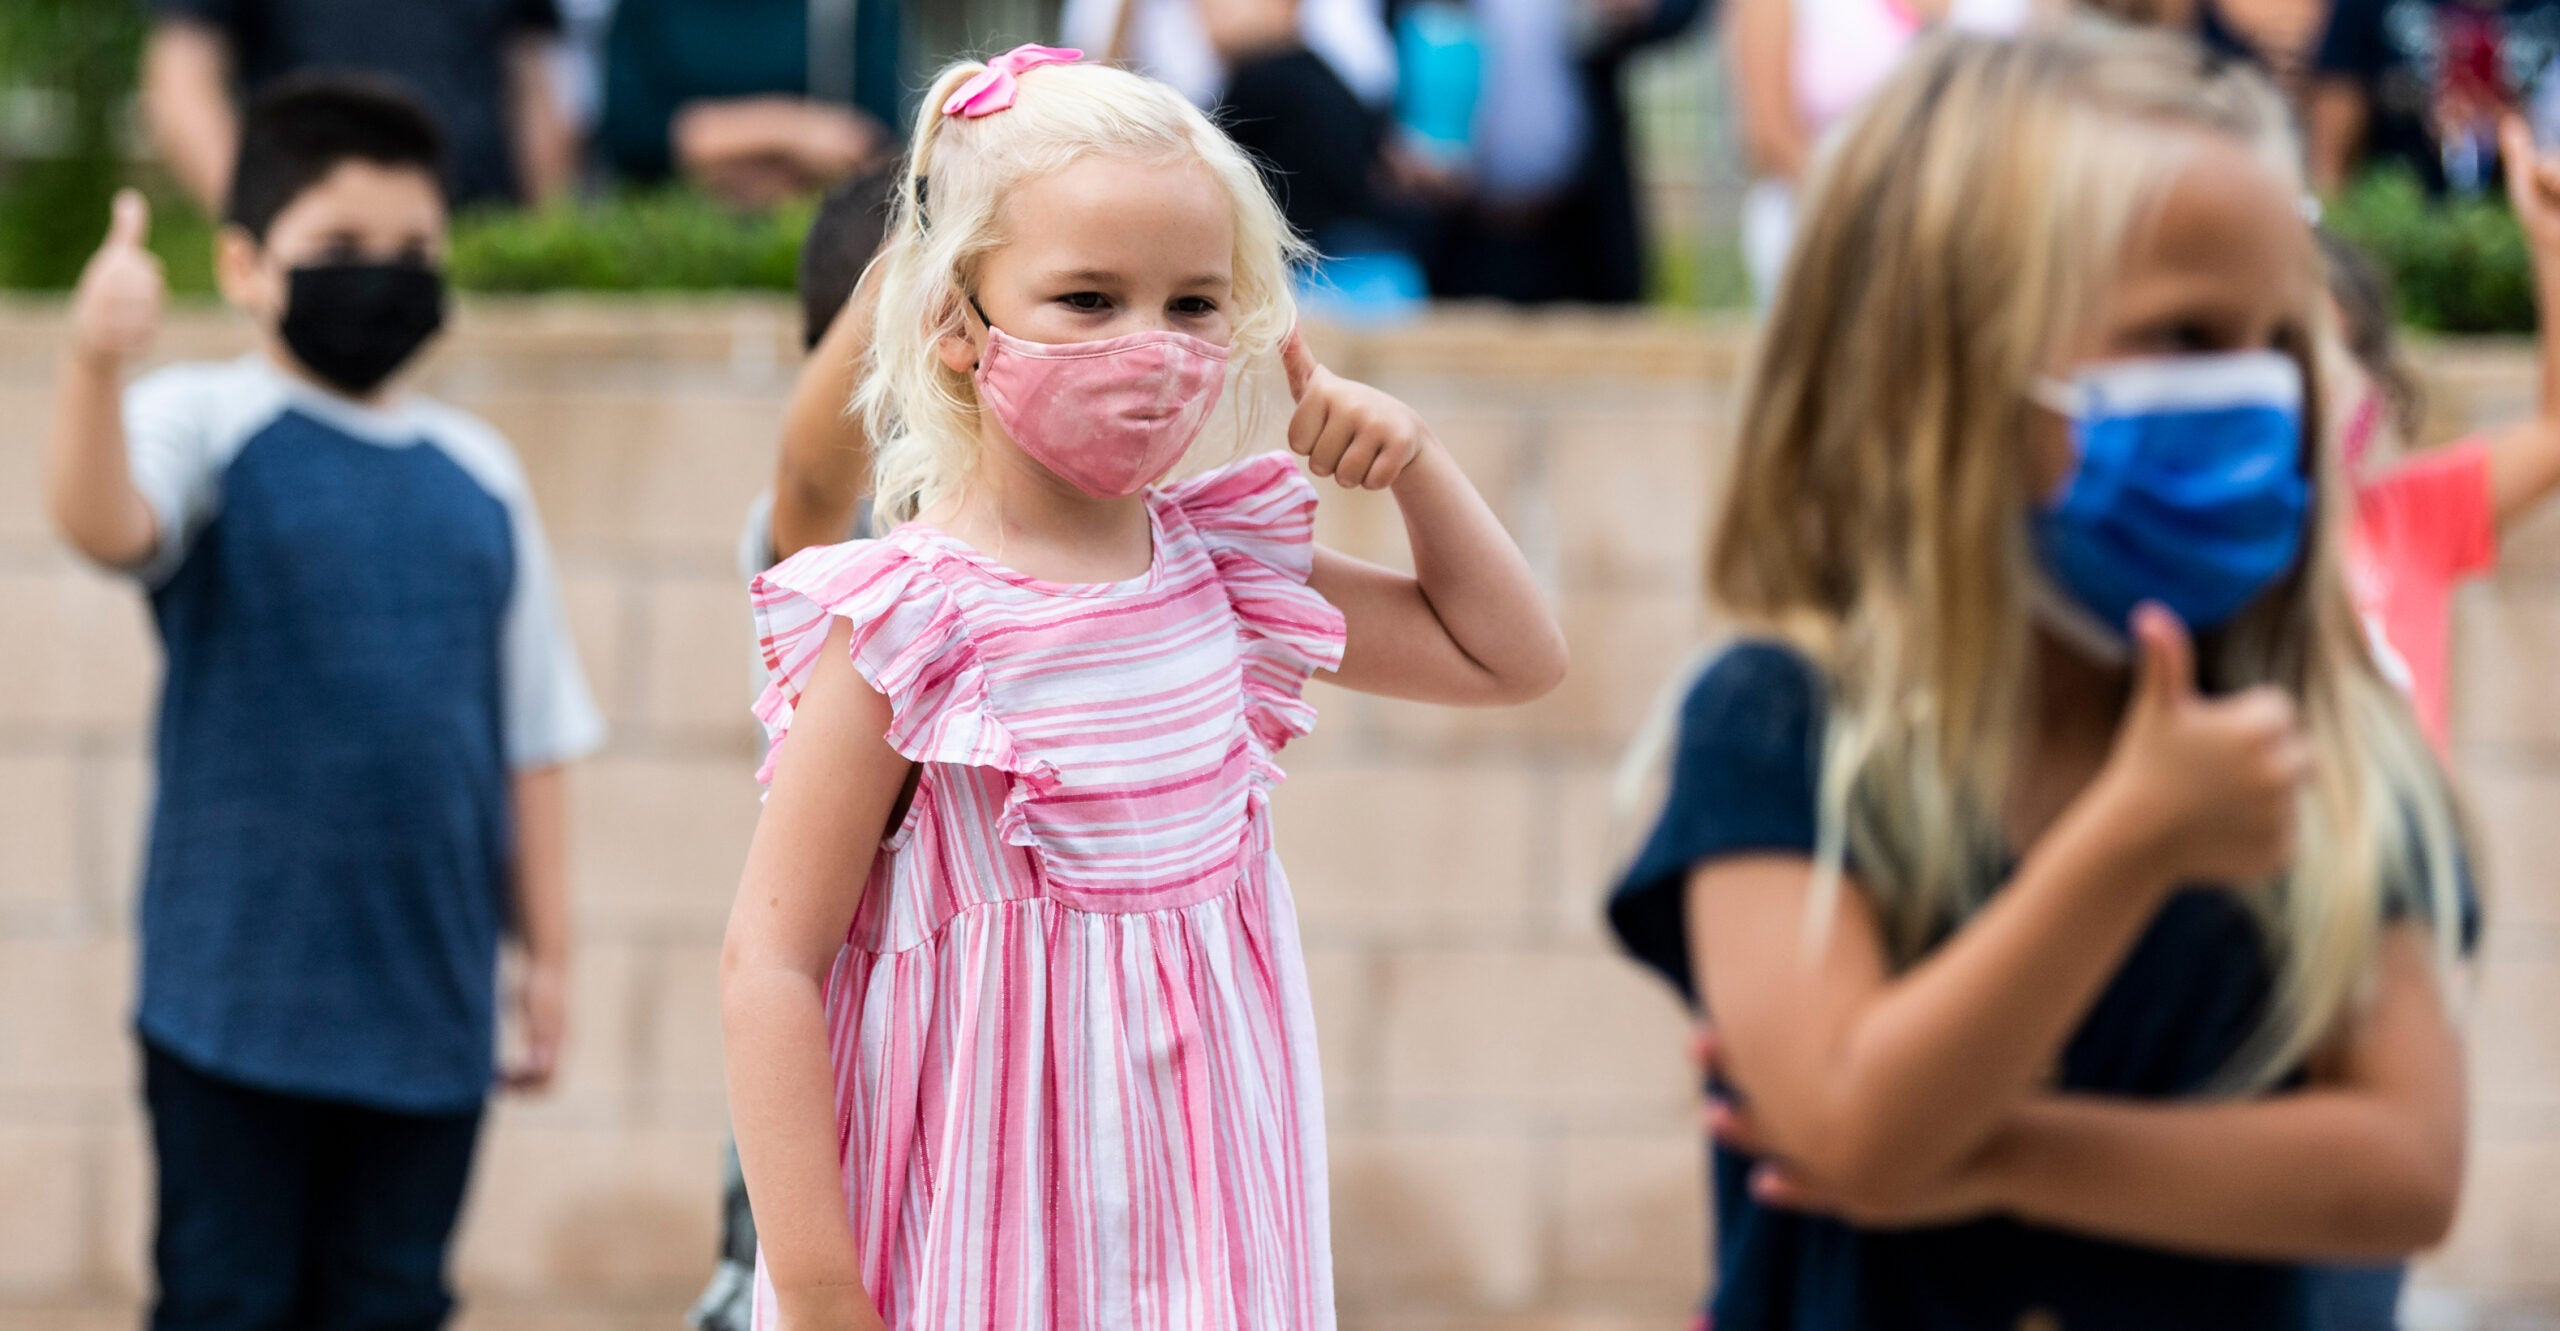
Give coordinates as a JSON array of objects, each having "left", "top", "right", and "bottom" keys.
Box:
[
  {"left": 225, "top": 73, "right": 449, "bottom": 242},
  {"left": 2316, "top": 228, "right": 2425, "bottom": 443},
  {"left": 799, "top": 166, "right": 898, "bottom": 350}
]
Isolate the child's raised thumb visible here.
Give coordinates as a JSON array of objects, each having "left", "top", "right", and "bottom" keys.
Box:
[
  {"left": 2131, "top": 602, "right": 2195, "bottom": 711},
  {"left": 1280, "top": 324, "right": 1319, "bottom": 400},
  {"left": 105, "top": 189, "right": 150, "bottom": 251}
]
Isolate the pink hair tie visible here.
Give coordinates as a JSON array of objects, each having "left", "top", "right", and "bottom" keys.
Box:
[{"left": 943, "top": 44, "right": 1084, "bottom": 119}]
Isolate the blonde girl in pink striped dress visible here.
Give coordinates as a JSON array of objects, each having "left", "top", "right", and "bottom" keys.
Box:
[{"left": 719, "top": 47, "right": 1567, "bottom": 1331}]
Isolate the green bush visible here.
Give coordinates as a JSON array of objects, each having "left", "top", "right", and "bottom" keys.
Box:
[
  {"left": 0, "top": 0, "right": 146, "bottom": 289},
  {"left": 2324, "top": 168, "right": 2537, "bottom": 335},
  {"left": 1, "top": 185, "right": 818, "bottom": 297},
  {"left": 449, "top": 191, "right": 815, "bottom": 293}
]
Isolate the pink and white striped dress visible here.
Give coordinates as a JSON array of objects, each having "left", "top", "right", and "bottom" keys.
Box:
[{"left": 745, "top": 453, "right": 1348, "bottom": 1330}]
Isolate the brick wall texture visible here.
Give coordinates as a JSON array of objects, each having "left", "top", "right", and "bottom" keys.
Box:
[{"left": 0, "top": 301, "right": 2552, "bottom": 1331}]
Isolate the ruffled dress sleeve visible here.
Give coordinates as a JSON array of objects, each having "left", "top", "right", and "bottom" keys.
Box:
[
  {"left": 1161, "top": 452, "right": 1349, "bottom": 752},
  {"left": 749, "top": 538, "right": 1044, "bottom": 788}
]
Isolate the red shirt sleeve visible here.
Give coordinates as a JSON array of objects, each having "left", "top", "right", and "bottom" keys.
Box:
[{"left": 2357, "top": 439, "right": 2498, "bottom": 581}]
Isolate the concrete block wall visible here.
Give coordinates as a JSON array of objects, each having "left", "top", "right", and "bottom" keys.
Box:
[{"left": 0, "top": 301, "right": 2551, "bottom": 1330}]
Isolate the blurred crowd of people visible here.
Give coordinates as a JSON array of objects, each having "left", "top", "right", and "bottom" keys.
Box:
[
  {"left": 131, "top": 0, "right": 1706, "bottom": 308},
  {"left": 1732, "top": 0, "right": 2560, "bottom": 300},
  {"left": 131, "top": 0, "right": 2560, "bottom": 315},
  {"left": 136, "top": 0, "right": 906, "bottom": 216}
]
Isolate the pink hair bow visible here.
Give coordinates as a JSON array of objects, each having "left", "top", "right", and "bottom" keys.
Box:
[{"left": 943, "top": 44, "right": 1084, "bottom": 119}]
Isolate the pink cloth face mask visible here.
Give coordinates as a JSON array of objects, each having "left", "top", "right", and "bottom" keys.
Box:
[{"left": 970, "top": 302, "right": 1233, "bottom": 499}]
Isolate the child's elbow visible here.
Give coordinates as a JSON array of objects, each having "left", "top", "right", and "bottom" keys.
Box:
[
  {"left": 2377, "top": 1159, "right": 2463, "bottom": 1254},
  {"left": 48, "top": 497, "right": 155, "bottom": 572},
  {"left": 2337, "top": 1141, "right": 2464, "bottom": 1257},
  {"left": 1492, "top": 631, "right": 1569, "bottom": 705},
  {"left": 1526, "top": 635, "right": 1570, "bottom": 700},
  {"left": 2406, "top": 1178, "right": 2463, "bottom": 1252}
]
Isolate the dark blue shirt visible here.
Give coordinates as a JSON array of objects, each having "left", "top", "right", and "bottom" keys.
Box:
[
  {"left": 152, "top": 0, "right": 562, "bottom": 208},
  {"left": 1611, "top": 641, "right": 2325, "bottom": 1330},
  {"left": 124, "top": 358, "right": 601, "bottom": 1112},
  {"left": 597, "top": 0, "right": 909, "bottom": 184}
]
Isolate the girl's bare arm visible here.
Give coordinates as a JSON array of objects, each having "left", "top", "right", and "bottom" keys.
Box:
[
  {"left": 1687, "top": 822, "right": 2181, "bottom": 1215},
  {"left": 1690, "top": 609, "right": 2305, "bottom": 1209},
  {"left": 1285, "top": 336, "right": 1566, "bottom": 707},
  {"left": 1978, "top": 926, "right": 2465, "bottom": 1260},
  {"left": 721, "top": 619, "right": 907, "bottom": 1329}
]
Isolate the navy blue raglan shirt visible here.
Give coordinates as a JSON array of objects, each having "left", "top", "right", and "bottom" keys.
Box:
[
  {"left": 122, "top": 356, "right": 603, "bottom": 1113},
  {"left": 1610, "top": 641, "right": 2378, "bottom": 1331}
]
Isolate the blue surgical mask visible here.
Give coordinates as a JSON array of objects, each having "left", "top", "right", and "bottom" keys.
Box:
[{"left": 2030, "top": 350, "right": 2310, "bottom": 647}]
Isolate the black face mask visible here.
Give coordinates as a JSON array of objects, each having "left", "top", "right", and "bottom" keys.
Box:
[{"left": 278, "top": 260, "right": 447, "bottom": 395}]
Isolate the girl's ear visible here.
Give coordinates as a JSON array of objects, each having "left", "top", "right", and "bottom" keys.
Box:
[{"left": 937, "top": 323, "right": 980, "bottom": 374}]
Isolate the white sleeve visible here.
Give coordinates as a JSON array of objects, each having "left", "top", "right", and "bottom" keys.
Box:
[
  {"left": 122, "top": 367, "right": 226, "bottom": 587},
  {"left": 500, "top": 487, "right": 607, "bottom": 769}
]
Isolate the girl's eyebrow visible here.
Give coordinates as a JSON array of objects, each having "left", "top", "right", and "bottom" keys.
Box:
[{"left": 1044, "top": 268, "right": 1230, "bottom": 291}]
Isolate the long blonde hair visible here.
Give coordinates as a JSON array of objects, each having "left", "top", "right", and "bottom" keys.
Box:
[
  {"left": 858, "top": 55, "right": 1308, "bottom": 526},
  {"left": 1714, "top": 23, "right": 2470, "bottom": 1090}
]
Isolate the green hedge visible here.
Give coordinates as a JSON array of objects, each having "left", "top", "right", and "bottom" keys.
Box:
[
  {"left": 2323, "top": 168, "right": 2538, "bottom": 335},
  {"left": 448, "top": 191, "right": 814, "bottom": 293},
  {"left": 1657, "top": 168, "right": 2545, "bottom": 327},
  {"left": 2, "top": 0, "right": 822, "bottom": 296},
  {"left": 0, "top": 187, "right": 819, "bottom": 297},
  {"left": 0, "top": 0, "right": 146, "bottom": 289}
]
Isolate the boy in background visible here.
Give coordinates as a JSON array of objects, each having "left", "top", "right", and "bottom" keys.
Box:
[{"left": 43, "top": 75, "right": 602, "bottom": 1331}]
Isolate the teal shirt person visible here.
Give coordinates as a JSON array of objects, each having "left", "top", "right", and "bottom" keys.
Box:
[{"left": 597, "top": 0, "right": 907, "bottom": 184}]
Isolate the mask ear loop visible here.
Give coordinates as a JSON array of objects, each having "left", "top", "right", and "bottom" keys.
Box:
[
  {"left": 2024, "top": 563, "right": 2133, "bottom": 665},
  {"left": 2018, "top": 374, "right": 2128, "bottom": 665},
  {"left": 2028, "top": 376, "right": 2081, "bottom": 419},
  {"left": 959, "top": 292, "right": 996, "bottom": 371}
]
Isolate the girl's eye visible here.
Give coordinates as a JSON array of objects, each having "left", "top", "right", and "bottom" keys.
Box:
[
  {"left": 2133, "top": 320, "right": 2225, "bottom": 354},
  {"left": 1059, "top": 291, "right": 1110, "bottom": 312},
  {"left": 1172, "top": 297, "right": 1219, "bottom": 317}
]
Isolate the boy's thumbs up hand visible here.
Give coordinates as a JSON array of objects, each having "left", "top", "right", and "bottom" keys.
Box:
[
  {"left": 2094, "top": 603, "right": 2309, "bottom": 890},
  {"left": 70, "top": 189, "right": 166, "bottom": 370}
]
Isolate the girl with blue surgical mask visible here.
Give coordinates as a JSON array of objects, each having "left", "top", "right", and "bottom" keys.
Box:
[{"left": 1609, "top": 24, "right": 2475, "bottom": 1331}]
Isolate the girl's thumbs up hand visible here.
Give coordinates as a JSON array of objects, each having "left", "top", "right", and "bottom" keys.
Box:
[
  {"left": 70, "top": 189, "right": 165, "bottom": 370},
  {"left": 1281, "top": 326, "right": 1436, "bottom": 492},
  {"left": 2096, "top": 603, "right": 2308, "bottom": 889}
]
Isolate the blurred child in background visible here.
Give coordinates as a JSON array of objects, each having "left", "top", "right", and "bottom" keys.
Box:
[
  {"left": 2325, "top": 115, "right": 2560, "bottom": 755},
  {"left": 1612, "top": 25, "right": 2474, "bottom": 1330},
  {"left": 43, "top": 76, "right": 601, "bottom": 1330}
]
